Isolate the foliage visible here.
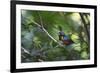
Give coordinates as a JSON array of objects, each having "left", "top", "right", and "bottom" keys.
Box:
[{"left": 21, "top": 10, "right": 90, "bottom": 62}]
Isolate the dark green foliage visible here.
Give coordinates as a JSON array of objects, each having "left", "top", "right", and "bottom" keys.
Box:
[{"left": 21, "top": 10, "right": 90, "bottom": 63}]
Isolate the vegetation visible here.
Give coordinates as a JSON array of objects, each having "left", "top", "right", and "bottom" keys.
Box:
[{"left": 21, "top": 10, "right": 90, "bottom": 63}]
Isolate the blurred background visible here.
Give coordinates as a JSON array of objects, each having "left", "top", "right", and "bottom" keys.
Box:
[{"left": 21, "top": 10, "right": 90, "bottom": 62}]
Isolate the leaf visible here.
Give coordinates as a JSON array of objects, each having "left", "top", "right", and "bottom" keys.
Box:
[{"left": 81, "top": 51, "right": 88, "bottom": 59}]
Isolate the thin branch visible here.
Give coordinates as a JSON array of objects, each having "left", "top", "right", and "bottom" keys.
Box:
[
  {"left": 79, "top": 13, "right": 90, "bottom": 41},
  {"left": 38, "top": 59, "right": 44, "bottom": 62},
  {"left": 38, "top": 12, "right": 59, "bottom": 43},
  {"left": 34, "top": 21, "right": 63, "bottom": 46},
  {"left": 31, "top": 20, "right": 58, "bottom": 43},
  {"left": 21, "top": 47, "right": 30, "bottom": 55},
  {"left": 79, "top": 13, "right": 90, "bottom": 53}
]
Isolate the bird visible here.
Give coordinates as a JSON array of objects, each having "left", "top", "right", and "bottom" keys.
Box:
[{"left": 58, "top": 26, "right": 74, "bottom": 46}]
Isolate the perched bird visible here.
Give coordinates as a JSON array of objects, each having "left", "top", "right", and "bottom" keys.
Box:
[{"left": 58, "top": 26, "right": 74, "bottom": 46}]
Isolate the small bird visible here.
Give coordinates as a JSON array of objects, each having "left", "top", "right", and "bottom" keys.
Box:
[{"left": 58, "top": 26, "right": 74, "bottom": 46}]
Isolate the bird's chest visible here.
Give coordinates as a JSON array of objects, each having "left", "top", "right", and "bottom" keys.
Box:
[{"left": 62, "top": 40, "right": 71, "bottom": 45}]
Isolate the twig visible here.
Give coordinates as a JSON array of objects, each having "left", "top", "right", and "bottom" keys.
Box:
[
  {"left": 21, "top": 47, "right": 30, "bottom": 55},
  {"left": 38, "top": 59, "right": 44, "bottom": 62},
  {"left": 37, "top": 12, "right": 58, "bottom": 43},
  {"left": 79, "top": 13, "right": 90, "bottom": 42},
  {"left": 31, "top": 20, "right": 58, "bottom": 43}
]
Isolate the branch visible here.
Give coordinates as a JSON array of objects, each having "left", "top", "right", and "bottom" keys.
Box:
[
  {"left": 38, "top": 59, "right": 44, "bottom": 62},
  {"left": 79, "top": 13, "right": 90, "bottom": 53},
  {"left": 79, "top": 13, "right": 90, "bottom": 41},
  {"left": 31, "top": 20, "right": 58, "bottom": 43},
  {"left": 37, "top": 12, "right": 58, "bottom": 43},
  {"left": 21, "top": 47, "right": 30, "bottom": 55}
]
